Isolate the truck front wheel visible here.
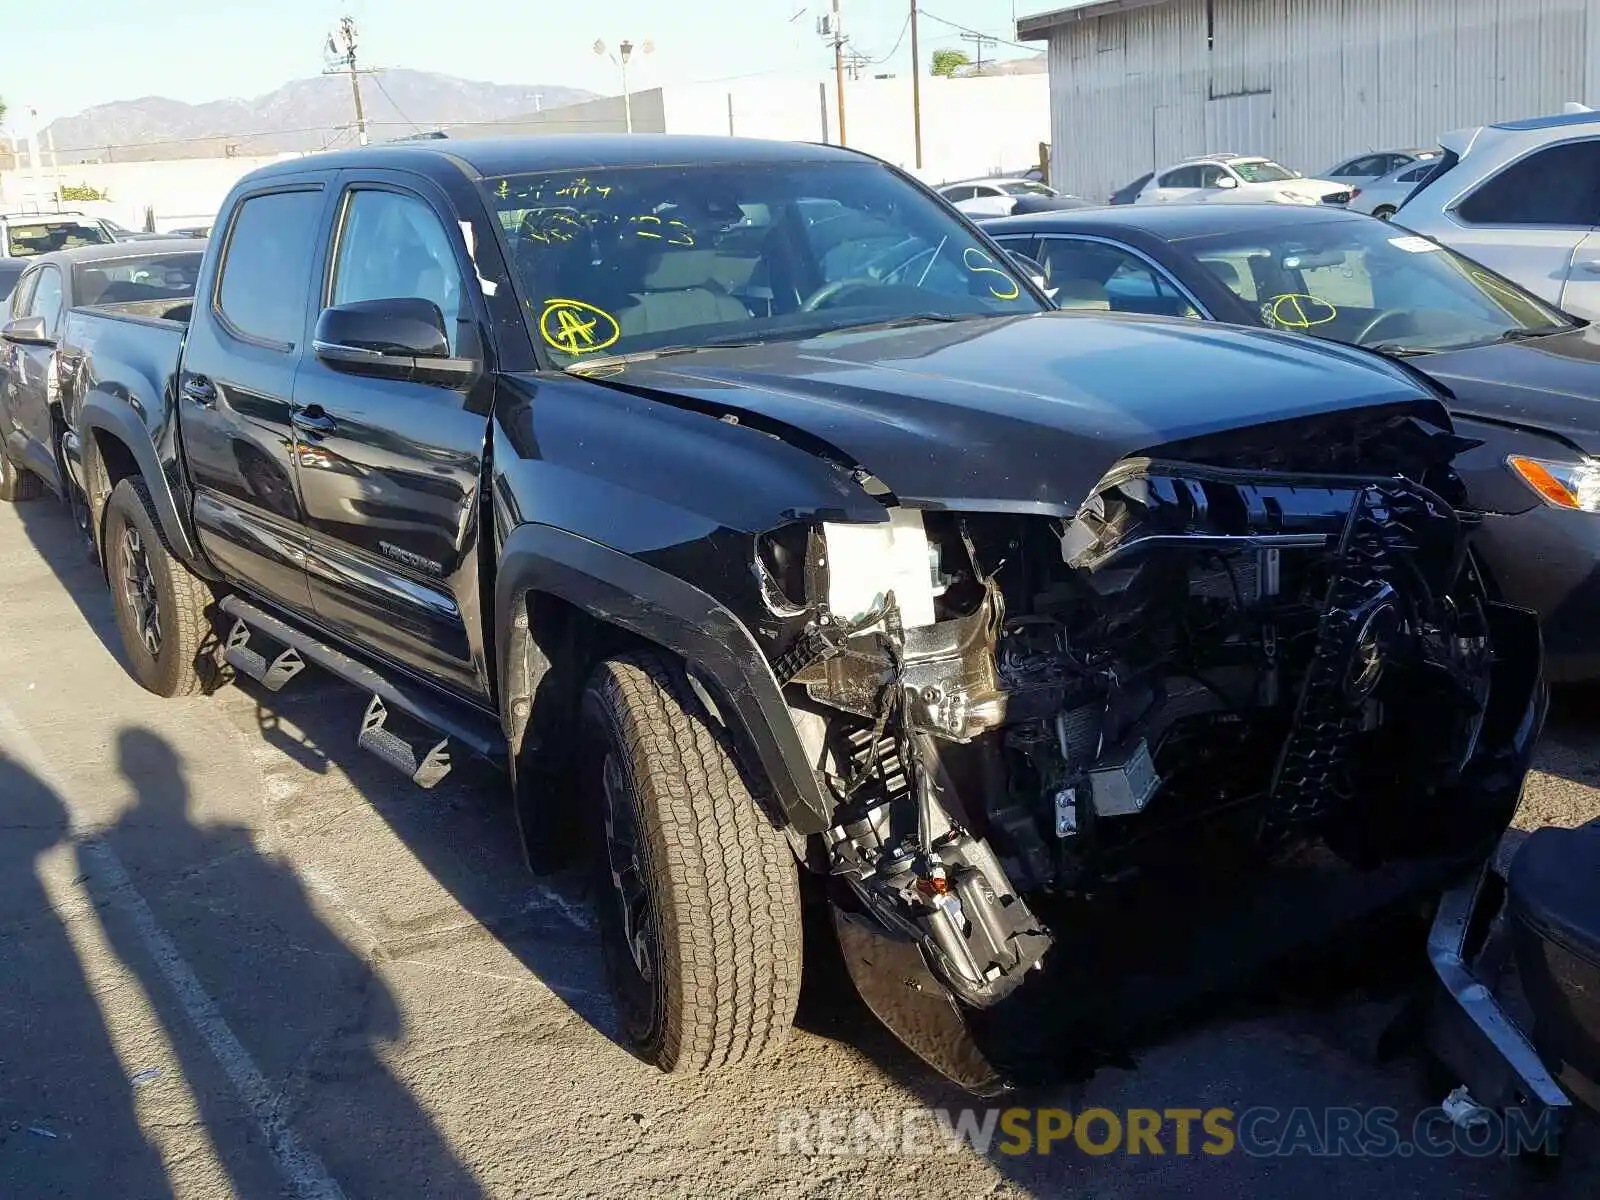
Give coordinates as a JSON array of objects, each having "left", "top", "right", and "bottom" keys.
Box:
[
  {"left": 581, "top": 652, "right": 802, "bottom": 1073},
  {"left": 104, "top": 478, "right": 215, "bottom": 697}
]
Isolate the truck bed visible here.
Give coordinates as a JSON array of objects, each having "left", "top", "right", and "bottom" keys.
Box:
[{"left": 60, "top": 302, "right": 188, "bottom": 437}]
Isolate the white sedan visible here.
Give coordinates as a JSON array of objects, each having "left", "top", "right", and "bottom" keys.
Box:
[
  {"left": 935, "top": 178, "right": 1089, "bottom": 219},
  {"left": 1135, "top": 155, "right": 1353, "bottom": 206}
]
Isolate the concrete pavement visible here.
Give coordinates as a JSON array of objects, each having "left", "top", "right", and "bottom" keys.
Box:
[{"left": 1, "top": 495, "right": 1596, "bottom": 1199}]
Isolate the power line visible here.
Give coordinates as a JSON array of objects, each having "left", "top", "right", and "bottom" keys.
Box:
[
  {"left": 918, "top": 9, "right": 1034, "bottom": 52},
  {"left": 369, "top": 71, "right": 423, "bottom": 133}
]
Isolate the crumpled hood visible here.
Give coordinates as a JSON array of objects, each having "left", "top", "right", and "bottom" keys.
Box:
[
  {"left": 1423, "top": 324, "right": 1600, "bottom": 454},
  {"left": 573, "top": 312, "right": 1440, "bottom": 513}
]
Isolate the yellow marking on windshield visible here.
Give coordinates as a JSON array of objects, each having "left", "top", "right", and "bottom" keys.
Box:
[
  {"left": 962, "top": 246, "right": 1022, "bottom": 301},
  {"left": 1262, "top": 293, "right": 1337, "bottom": 329},
  {"left": 539, "top": 298, "right": 621, "bottom": 355}
]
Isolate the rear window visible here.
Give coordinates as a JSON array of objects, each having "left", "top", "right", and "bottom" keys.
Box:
[
  {"left": 74, "top": 252, "right": 205, "bottom": 305},
  {"left": 6, "top": 219, "right": 111, "bottom": 257},
  {"left": 1001, "top": 181, "right": 1054, "bottom": 196}
]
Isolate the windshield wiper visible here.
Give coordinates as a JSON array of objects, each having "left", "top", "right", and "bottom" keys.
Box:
[
  {"left": 1366, "top": 342, "right": 1433, "bottom": 357},
  {"left": 1495, "top": 324, "right": 1575, "bottom": 343},
  {"left": 564, "top": 314, "right": 983, "bottom": 373}
]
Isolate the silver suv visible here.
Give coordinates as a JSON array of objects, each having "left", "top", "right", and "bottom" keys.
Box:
[{"left": 1396, "top": 109, "right": 1600, "bottom": 319}]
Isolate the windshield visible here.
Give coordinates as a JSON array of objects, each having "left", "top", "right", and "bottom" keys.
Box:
[
  {"left": 483, "top": 160, "right": 1041, "bottom": 364},
  {"left": 1231, "top": 161, "right": 1298, "bottom": 183},
  {"left": 1186, "top": 218, "right": 1571, "bottom": 352},
  {"left": 1001, "top": 181, "right": 1055, "bottom": 196},
  {"left": 5, "top": 220, "right": 112, "bottom": 257},
  {"left": 73, "top": 251, "right": 204, "bottom": 304}
]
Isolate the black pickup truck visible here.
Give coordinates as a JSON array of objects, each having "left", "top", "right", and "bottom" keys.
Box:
[{"left": 28, "top": 135, "right": 1543, "bottom": 1092}]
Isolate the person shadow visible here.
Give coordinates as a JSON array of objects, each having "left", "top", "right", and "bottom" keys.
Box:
[
  {"left": 0, "top": 751, "right": 172, "bottom": 1199},
  {"left": 75, "top": 727, "right": 484, "bottom": 1199}
]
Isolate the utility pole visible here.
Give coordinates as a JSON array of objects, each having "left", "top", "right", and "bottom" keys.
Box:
[
  {"left": 324, "top": 16, "right": 369, "bottom": 146},
  {"left": 959, "top": 30, "right": 997, "bottom": 74},
  {"left": 821, "top": 0, "right": 847, "bottom": 145},
  {"left": 910, "top": 1, "right": 923, "bottom": 169}
]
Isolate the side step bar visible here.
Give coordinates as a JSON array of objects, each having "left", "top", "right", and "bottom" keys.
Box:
[{"left": 218, "top": 594, "right": 507, "bottom": 787}]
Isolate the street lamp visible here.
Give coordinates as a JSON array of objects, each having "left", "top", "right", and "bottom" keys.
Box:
[{"left": 594, "top": 38, "right": 654, "bottom": 134}]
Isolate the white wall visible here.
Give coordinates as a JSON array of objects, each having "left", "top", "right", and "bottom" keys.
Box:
[
  {"left": 661, "top": 75, "right": 1052, "bottom": 184},
  {"left": 0, "top": 154, "right": 301, "bottom": 231},
  {"left": 1036, "top": 0, "right": 1600, "bottom": 202}
]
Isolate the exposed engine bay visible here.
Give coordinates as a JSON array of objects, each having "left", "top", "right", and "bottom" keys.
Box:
[{"left": 749, "top": 411, "right": 1533, "bottom": 1081}]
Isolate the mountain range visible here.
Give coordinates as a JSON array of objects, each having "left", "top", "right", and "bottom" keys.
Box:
[{"left": 40, "top": 70, "right": 596, "bottom": 163}]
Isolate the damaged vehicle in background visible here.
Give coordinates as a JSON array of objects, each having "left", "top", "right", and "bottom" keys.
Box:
[{"left": 44, "top": 135, "right": 1544, "bottom": 1094}]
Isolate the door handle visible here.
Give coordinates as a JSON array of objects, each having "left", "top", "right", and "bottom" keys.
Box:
[
  {"left": 292, "top": 406, "right": 337, "bottom": 437},
  {"left": 182, "top": 376, "right": 217, "bottom": 406}
]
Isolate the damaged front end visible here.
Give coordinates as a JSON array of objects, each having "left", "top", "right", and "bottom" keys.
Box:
[{"left": 749, "top": 411, "right": 1543, "bottom": 1092}]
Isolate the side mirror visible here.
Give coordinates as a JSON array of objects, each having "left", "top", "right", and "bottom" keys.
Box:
[
  {"left": 1004, "top": 250, "right": 1051, "bottom": 296},
  {"left": 1214, "top": 175, "right": 1240, "bottom": 190},
  {"left": 2, "top": 316, "right": 54, "bottom": 347},
  {"left": 313, "top": 297, "right": 478, "bottom": 386}
]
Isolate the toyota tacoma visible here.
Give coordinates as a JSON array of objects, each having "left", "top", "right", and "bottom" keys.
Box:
[{"left": 20, "top": 135, "right": 1543, "bottom": 1091}]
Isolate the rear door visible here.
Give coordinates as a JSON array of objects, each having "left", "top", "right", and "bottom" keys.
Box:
[
  {"left": 1436, "top": 139, "right": 1600, "bottom": 314},
  {"left": 291, "top": 170, "right": 495, "bottom": 702},
  {"left": 178, "top": 178, "right": 332, "bottom": 614},
  {"left": 2, "top": 263, "right": 65, "bottom": 475}
]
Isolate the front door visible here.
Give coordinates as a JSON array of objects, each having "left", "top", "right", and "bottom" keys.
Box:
[
  {"left": 177, "top": 181, "right": 331, "bottom": 615},
  {"left": 2, "top": 263, "right": 65, "bottom": 482},
  {"left": 292, "top": 174, "right": 493, "bottom": 702}
]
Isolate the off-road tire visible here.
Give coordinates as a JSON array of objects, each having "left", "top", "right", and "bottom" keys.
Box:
[
  {"left": 581, "top": 651, "right": 802, "bottom": 1073},
  {"left": 104, "top": 478, "right": 214, "bottom": 697},
  {"left": 0, "top": 437, "right": 43, "bottom": 501}
]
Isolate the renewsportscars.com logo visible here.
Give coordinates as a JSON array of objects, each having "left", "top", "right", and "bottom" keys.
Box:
[{"left": 776, "top": 1105, "right": 1561, "bottom": 1159}]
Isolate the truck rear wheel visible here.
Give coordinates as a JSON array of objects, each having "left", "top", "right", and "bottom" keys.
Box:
[
  {"left": 581, "top": 651, "right": 802, "bottom": 1073},
  {"left": 0, "top": 438, "right": 43, "bottom": 502},
  {"left": 104, "top": 478, "right": 215, "bottom": 698}
]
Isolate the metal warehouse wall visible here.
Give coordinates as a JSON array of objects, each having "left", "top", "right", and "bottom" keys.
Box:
[{"left": 1043, "top": 0, "right": 1600, "bottom": 201}]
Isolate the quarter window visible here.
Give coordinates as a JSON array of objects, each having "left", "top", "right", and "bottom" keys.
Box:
[
  {"left": 216, "top": 189, "right": 324, "bottom": 347},
  {"left": 331, "top": 190, "right": 465, "bottom": 353},
  {"left": 1457, "top": 140, "right": 1600, "bottom": 227}
]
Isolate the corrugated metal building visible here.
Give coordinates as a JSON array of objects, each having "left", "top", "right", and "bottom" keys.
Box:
[{"left": 1019, "top": 0, "right": 1600, "bottom": 202}]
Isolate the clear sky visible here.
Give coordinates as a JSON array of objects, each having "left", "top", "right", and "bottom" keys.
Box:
[{"left": 2, "top": 1, "right": 1060, "bottom": 130}]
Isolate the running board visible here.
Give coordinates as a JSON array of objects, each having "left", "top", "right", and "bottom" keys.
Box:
[
  {"left": 216, "top": 595, "right": 507, "bottom": 785},
  {"left": 225, "top": 621, "right": 306, "bottom": 692}
]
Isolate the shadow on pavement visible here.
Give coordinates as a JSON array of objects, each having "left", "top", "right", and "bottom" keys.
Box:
[
  {"left": 11, "top": 493, "right": 124, "bottom": 669},
  {"left": 0, "top": 751, "right": 172, "bottom": 1199},
  {"left": 76, "top": 726, "right": 485, "bottom": 1198}
]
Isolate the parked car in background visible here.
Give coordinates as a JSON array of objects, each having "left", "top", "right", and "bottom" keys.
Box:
[
  {"left": 1395, "top": 109, "right": 1600, "bottom": 320},
  {"left": 1135, "top": 154, "right": 1352, "bottom": 206},
  {"left": 0, "top": 240, "right": 204, "bottom": 511},
  {"left": 1325, "top": 147, "right": 1439, "bottom": 188},
  {"left": 1347, "top": 158, "right": 1441, "bottom": 218},
  {"left": 1, "top": 212, "right": 114, "bottom": 260},
  {"left": 1107, "top": 172, "right": 1154, "bottom": 205},
  {"left": 984, "top": 202, "right": 1600, "bottom": 680},
  {"left": 935, "top": 177, "right": 1090, "bottom": 218}
]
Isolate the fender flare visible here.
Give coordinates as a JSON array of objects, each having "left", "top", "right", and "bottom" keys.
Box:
[
  {"left": 79, "top": 394, "right": 202, "bottom": 566},
  {"left": 496, "top": 522, "right": 833, "bottom": 836}
]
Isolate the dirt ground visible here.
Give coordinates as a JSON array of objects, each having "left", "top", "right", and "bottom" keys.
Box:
[{"left": 2, "top": 497, "right": 1596, "bottom": 1199}]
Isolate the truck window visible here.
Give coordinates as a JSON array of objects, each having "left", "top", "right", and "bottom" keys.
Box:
[
  {"left": 216, "top": 189, "right": 324, "bottom": 347},
  {"left": 331, "top": 189, "right": 464, "bottom": 354},
  {"left": 27, "top": 266, "right": 65, "bottom": 335}
]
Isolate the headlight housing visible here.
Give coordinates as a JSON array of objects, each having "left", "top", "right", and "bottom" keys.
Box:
[{"left": 1507, "top": 455, "right": 1600, "bottom": 512}]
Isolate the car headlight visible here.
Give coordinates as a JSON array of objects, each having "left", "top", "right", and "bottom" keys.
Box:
[{"left": 1507, "top": 455, "right": 1600, "bottom": 512}]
